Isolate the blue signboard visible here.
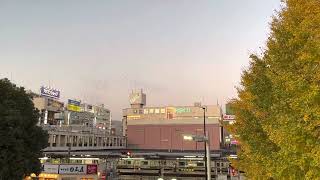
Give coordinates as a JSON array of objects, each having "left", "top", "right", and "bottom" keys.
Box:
[
  {"left": 68, "top": 99, "right": 81, "bottom": 106},
  {"left": 40, "top": 86, "right": 60, "bottom": 99}
]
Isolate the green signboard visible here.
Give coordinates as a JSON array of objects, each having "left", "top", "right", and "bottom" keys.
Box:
[{"left": 175, "top": 107, "right": 191, "bottom": 113}]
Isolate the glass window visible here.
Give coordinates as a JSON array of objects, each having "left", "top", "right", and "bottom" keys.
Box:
[
  {"left": 155, "top": 109, "right": 160, "bottom": 114},
  {"left": 144, "top": 109, "right": 148, "bottom": 114},
  {"left": 149, "top": 109, "right": 154, "bottom": 113},
  {"left": 197, "top": 162, "right": 204, "bottom": 167},
  {"left": 160, "top": 109, "right": 165, "bottom": 113}
]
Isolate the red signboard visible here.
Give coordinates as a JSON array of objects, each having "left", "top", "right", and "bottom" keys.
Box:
[
  {"left": 87, "top": 164, "right": 98, "bottom": 174},
  {"left": 223, "top": 114, "right": 235, "bottom": 120},
  {"left": 100, "top": 173, "right": 106, "bottom": 180}
]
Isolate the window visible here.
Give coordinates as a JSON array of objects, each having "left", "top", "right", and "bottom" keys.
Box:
[
  {"left": 179, "top": 162, "right": 185, "bottom": 166},
  {"left": 160, "top": 109, "right": 165, "bottom": 113},
  {"left": 155, "top": 109, "right": 160, "bottom": 114},
  {"left": 197, "top": 162, "right": 204, "bottom": 167},
  {"left": 114, "top": 138, "right": 117, "bottom": 146},
  {"left": 149, "top": 109, "right": 154, "bottom": 113},
  {"left": 73, "top": 136, "right": 77, "bottom": 146},
  {"left": 94, "top": 137, "right": 97, "bottom": 146},
  {"left": 142, "top": 161, "right": 148, "bottom": 165},
  {"left": 84, "top": 137, "right": 88, "bottom": 146},
  {"left": 144, "top": 109, "right": 148, "bottom": 114},
  {"left": 79, "top": 136, "right": 83, "bottom": 146}
]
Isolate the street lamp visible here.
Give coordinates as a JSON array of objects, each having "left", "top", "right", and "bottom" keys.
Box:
[
  {"left": 202, "top": 107, "right": 207, "bottom": 180},
  {"left": 182, "top": 134, "right": 211, "bottom": 179}
]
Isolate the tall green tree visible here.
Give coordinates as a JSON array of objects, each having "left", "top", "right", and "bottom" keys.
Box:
[
  {"left": 0, "top": 78, "right": 48, "bottom": 179},
  {"left": 229, "top": 0, "right": 320, "bottom": 179}
]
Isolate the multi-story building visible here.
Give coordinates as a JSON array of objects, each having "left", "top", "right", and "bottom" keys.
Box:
[
  {"left": 111, "top": 120, "right": 123, "bottom": 136},
  {"left": 64, "top": 101, "right": 111, "bottom": 130},
  {"left": 80, "top": 103, "right": 111, "bottom": 129},
  {"left": 123, "top": 90, "right": 223, "bottom": 151},
  {"left": 32, "top": 87, "right": 64, "bottom": 125},
  {"left": 66, "top": 111, "right": 95, "bottom": 126},
  {"left": 42, "top": 125, "right": 126, "bottom": 152},
  {"left": 222, "top": 103, "right": 237, "bottom": 148}
]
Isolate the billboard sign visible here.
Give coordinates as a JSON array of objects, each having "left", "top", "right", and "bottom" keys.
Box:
[
  {"left": 176, "top": 107, "right": 191, "bottom": 114},
  {"left": 68, "top": 99, "right": 81, "bottom": 106},
  {"left": 59, "top": 164, "right": 86, "bottom": 174},
  {"left": 40, "top": 86, "right": 60, "bottom": 99},
  {"left": 223, "top": 114, "right": 236, "bottom": 120},
  {"left": 41, "top": 164, "right": 59, "bottom": 174},
  {"left": 68, "top": 99, "right": 81, "bottom": 112}
]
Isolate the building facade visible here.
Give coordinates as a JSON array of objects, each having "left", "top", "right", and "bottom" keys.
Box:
[
  {"left": 33, "top": 95, "right": 64, "bottom": 125},
  {"left": 123, "top": 90, "right": 223, "bottom": 151},
  {"left": 43, "top": 125, "right": 126, "bottom": 152}
]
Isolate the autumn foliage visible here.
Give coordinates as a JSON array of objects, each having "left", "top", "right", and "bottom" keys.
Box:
[{"left": 229, "top": 0, "right": 320, "bottom": 178}]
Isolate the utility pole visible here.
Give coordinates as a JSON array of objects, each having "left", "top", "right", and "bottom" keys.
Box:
[{"left": 203, "top": 107, "right": 208, "bottom": 180}]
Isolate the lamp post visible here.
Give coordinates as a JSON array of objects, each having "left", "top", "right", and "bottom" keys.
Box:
[
  {"left": 202, "top": 107, "right": 208, "bottom": 180},
  {"left": 183, "top": 133, "right": 211, "bottom": 179}
]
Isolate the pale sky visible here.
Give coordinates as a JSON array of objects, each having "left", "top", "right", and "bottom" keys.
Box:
[{"left": 0, "top": 0, "right": 281, "bottom": 119}]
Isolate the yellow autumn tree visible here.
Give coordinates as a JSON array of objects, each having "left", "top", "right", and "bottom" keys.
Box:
[{"left": 229, "top": 0, "right": 320, "bottom": 179}]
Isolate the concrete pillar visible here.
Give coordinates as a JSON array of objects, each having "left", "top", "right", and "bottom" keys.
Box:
[
  {"left": 64, "top": 135, "right": 68, "bottom": 147},
  {"left": 57, "top": 135, "right": 61, "bottom": 147},
  {"left": 49, "top": 134, "right": 53, "bottom": 147},
  {"left": 44, "top": 110, "right": 48, "bottom": 124}
]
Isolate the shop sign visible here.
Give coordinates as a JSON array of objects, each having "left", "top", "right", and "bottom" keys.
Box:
[
  {"left": 41, "top": 164, "right": 59, "bottom": 174},
  {"left": 231, "top": 140, "right": 239, "bottom": 145},
  {"left": 223, "top": 114, "right": 236, "bottom": 120},
  {"left": 40, "top": 86, "right": 60, "bottom": 99},
  {"left": 59, "top": 164, "right": 86, "bottom": 174},
  {"left": 87, "top": 164, "right": 98, "bottom": 174}
]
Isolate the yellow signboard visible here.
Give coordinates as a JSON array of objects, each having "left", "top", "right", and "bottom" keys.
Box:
[{"left": 68, "top": 104, "right": 81, "bottom": 112}]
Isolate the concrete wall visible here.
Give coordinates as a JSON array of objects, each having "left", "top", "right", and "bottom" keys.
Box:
[{"left": 127, "top": 124, "right": 221, "bottom": 150}]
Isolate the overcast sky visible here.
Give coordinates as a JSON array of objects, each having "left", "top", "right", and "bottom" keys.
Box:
[{"left": 0, "top": 0, "right": 281, "bottom": 119}]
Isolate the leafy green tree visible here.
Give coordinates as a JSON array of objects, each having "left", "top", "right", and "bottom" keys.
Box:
[
  {"left": 0, "top": 78, "right": 48, "bottom": 179},
  {"left": 228, "top": 0, "right": 320, "bottom": 179}
]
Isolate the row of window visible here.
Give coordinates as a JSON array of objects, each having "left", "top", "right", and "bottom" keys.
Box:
[
  {"left": 50, "top": 135, "right": 125, "bottom": 147},
  {"left": 133, "top": 108, "right": 166, "bottom": 114}
]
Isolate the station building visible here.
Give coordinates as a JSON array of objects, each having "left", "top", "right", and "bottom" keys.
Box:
[{"left": 123, "top": 90, "right": 223, "bottom": 151}]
